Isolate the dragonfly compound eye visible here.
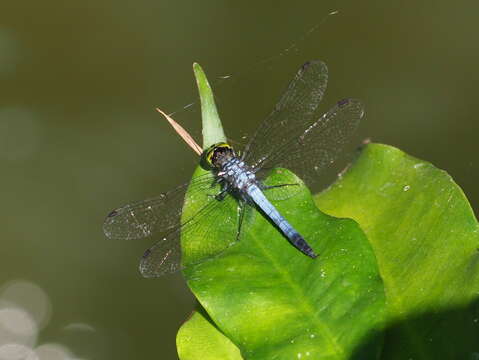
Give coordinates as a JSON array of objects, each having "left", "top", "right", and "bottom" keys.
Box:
[{"left": 203, "top": 142, "right": 234, "bottom": 168}]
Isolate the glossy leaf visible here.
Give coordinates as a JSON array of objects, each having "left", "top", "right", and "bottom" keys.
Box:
[
  {"left": 315, "top": 143, "right": 479, "bottom": 359},
  {"left": 193, "top": 62, "right": 226, "bottom": 149},
  {"left": 177, "top": 311, "right": 243, "bottom": 360},
  {"left": 179, "top": 167, "right": 386, "bottom": 359}
]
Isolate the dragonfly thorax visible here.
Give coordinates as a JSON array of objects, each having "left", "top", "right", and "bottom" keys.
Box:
[
  {"left": 204, "top": 143, "right": 257, "bottom": 192},
  {"left": 219, "top": 157, "right": 256, "bottom": 192}
]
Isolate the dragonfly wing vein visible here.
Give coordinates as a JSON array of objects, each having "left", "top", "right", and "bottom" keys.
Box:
[
  {"left": 139, "top": 190, "right": 239, "bottom": 277},
  {"left": 103, "top": 172, "right": 216, "bottom": 240},
  {"left": 243, "top": 60, "right": 328, "bottom": 170},
  {"left": 254, "top": 98, "right": 364, "bottom": 186}
]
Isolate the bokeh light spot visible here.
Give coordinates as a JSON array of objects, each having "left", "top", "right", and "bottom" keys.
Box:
[
  {"left": 0, "top": 307, "right": 37, "bottom": 347},
  {"left": 34, "top": 344, "right": 73, "bottom": 360},
  {"left": 0, "top": 343, "right": 38, "bottom": 360},
  {"left": 0, "top": 281, "right": 51, "bottom": 330}
]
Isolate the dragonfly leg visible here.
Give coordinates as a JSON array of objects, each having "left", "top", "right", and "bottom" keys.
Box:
[
  {"left": 215, "top": 190, "right": 228, "bottom": 201},
  {"left": 261, "top": 183, "right": 299, "bottom": 190},
  {"left": 236, "top": 200, "right": 246, "bottom": 241},
  {"left": 206, "top": 179, "right": 230, "bottom": 201},
  {"left": 206, "top": 188, "right": 228, "bottom": 201}
]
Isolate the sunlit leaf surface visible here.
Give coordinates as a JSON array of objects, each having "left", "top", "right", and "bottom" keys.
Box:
[
  {"left": 177, "top": 311, "right": 243, "bottom": 360},
  {"left": 315, "top": 143, "right": 479, "bottom": 359},
  {"left": 179, "top": 167, "right": 386, "bottom": 359}
]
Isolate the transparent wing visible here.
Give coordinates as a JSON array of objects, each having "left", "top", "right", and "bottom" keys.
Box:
[
  {"left": 103, "top": 172, "right": 216, "bottom": 240},
  {"left": 103, "top": 171, "right": 241, "bottom": 277},
  {"left": 255, "top": 98, "right": 364, "bottom": 185},
  {"left": 243, "top": 60, "right": 328, "bottom": 169},
  {"left": 139, "top": 192, "right": 238, "bottom": 277}
]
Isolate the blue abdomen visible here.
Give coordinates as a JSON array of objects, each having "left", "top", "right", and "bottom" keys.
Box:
[{"left": 245, "top": 184, "right": 317, "bottom": 258}]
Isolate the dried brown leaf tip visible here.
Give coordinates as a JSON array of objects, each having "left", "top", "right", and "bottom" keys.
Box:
[{"left": 156, "top": 108, "right": 202, "bottom": 156}]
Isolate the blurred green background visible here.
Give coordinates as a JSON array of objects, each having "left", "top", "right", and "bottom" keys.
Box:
[{"left": 0, "top": 1, "right": 477, "bottom": 359}]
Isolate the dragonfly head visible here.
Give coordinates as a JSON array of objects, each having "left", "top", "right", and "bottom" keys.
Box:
[{"left": 202, "top": 142, "right": 235, "bottom": 169}]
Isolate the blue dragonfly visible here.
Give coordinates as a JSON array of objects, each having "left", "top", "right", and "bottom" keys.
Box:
[{"left": 103, "top": 60, "right": 364, "bottom": 277}]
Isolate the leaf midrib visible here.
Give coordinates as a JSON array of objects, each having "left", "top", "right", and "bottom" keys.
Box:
[{"left": 247, "top": 226, "right": 344, "bottom": 357}]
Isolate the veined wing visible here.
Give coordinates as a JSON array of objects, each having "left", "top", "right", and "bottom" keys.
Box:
[
  {"left": 139, "top": 190, "right": 239, "bottom": 277},
  {"left": 255, "top": 98, "right": 364, "bottom": 185},
  {"left": 103, "top": 172, "right": 216, "bottom": 240},
  {"left": 243, "top": 60, "right": 328, "bottom": 170},
  {"left": 104, "top": 171, "right": 240, "bottom": 277}
]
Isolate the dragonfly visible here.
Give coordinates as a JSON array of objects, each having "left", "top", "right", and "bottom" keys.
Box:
[{"left": 103, "top": 60, "right": 364, "bottom": 277}]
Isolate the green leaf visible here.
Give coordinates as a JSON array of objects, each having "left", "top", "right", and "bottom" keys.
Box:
[
  {"left": 177, "top": 310, "right": 243, "bottom": 360},
  {"left": 193, "top": 62, "right": 226, "bottom": 149},
  {"left": 180, "top": 167, "right": 386, "bottom": 359},
  {"left": 315, "top": 143, "right": 479, "bottom": 359}
]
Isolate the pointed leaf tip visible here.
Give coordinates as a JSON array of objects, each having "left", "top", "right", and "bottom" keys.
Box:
[{"left": 193, "top": 62, "right": 226, "bottom": 149}]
